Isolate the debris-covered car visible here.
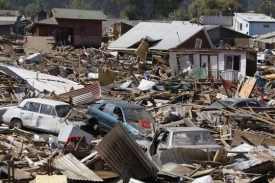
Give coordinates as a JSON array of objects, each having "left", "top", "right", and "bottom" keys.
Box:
[
  {"left": 209, "top": 98, "right": 266, "bottom": 108},
  {"left": 87, "top": 100, "right": 156, "bottom": 135},
  {"left": 148, "top": 127, "right": 222, "bottom": 156},
  {"left": 2, "top": 98, "right": 90, "bottom": 134}
]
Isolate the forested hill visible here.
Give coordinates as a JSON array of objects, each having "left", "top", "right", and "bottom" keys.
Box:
[{"left": 3, "top": 0, "right": 275, "bottom": 21}]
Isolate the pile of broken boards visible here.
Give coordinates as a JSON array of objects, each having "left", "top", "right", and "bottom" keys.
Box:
[{"left": 2, "top": 108, "right": 275, "bottom": 183}]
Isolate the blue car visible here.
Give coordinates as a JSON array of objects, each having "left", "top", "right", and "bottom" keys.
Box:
[{"left": 87, "top": 100, "right": 156, "bottom": 136}]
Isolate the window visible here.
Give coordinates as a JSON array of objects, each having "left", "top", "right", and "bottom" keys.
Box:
[
  {"left": 247, "top": 100, "right": 260, "bottom": 107},
  {"left": 99, "top": 104, "right": 106, "bottom": 111},
  {"left": 263, "top": 24, "right": 270, "bottom": 28},
  {"left": 161, "top": 131, "right": 170, "bottom": 145},
  {"left": 225, "top": 55, "right": 240, "bottom": 70},
  {"left": 80, "top": 26, "right": 85, "bottom": 36},
  {"left": 235, "top": 101, "right": 247, "bottom": 108},
  {"left": 246, "top": 23, "right": 248, "bottom": 27},
  {"left": 195, "top": 38, "right": 202, "bottom": 48},
  {"left": 55, "top": 105, "right": 72, "bottom": 118},
  {"left": 240, "top": 23, "right": 243, "bottom": 31},
  {"left": 40, "top": 104, "right": 55, "bottom": 116},
  {"left": 113, "top": 106, "right": 123, "bottom": 120},
  {"left": 27, "top": 102, "right": 40, "bottom": 113},
  {"left": 102, "top": 103, "right": 115, "bottom": 115}
]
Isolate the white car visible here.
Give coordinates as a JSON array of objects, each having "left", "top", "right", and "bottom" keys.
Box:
[{"left": 3, "top": 98, "right": 88, "bottom": 134}]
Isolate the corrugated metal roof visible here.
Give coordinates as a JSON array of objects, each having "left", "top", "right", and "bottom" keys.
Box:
[
  {"left": 108, "top": 22, "right": 206, "bottom": 51},
  {"left": 247, "top": 145, "right": 275, "bottom": 162},
  {"left": 0, "top": 16, "right": 17, "bottom": 25},
  {"left": 36, "top": 17, "right": 57, "bottom": 25},
  {"left": 57, "top": 82, "right": 101, "bottom": 105},
  {"left": 51, "top": 8, "right": 106, "bottom": 21},
  {"left": 53, "top": 153, "right": 103, "bottom": 181},
  {"left": 95, "top": 122, "right": 158, "bottom": 183},
  {"left": 0, "top": 64, "right": 83, "bottom": 95},
  {"left": 236, "top": 13, "right": 275, "bottom": 22}
]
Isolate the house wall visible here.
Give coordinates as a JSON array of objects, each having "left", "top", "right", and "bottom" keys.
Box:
[
  {"left": 32, "top": 25, "right": 57, "bottom": 36},
  {"left": 0, "top": 25, "right": 13, "bottom": 36},
  {"left": 56, "top": 19, "right": 103, "bottom": 47},
  {"left": 169, "top": 51, "right": 248, "bottom": 80},
  {"left": 177, "top": 30, "right": 212, "bottom": 48},
  {"left": 235, "top": 15, "right": 275, "bottom": 36}
]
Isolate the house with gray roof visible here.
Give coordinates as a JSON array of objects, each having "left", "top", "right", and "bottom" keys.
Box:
[{"left": 234, "top": 13, "right": 275, "bottom": 36}]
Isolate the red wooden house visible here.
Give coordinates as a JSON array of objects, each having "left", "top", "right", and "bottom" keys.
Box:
[{"left": 28, "top": 8, "right": 106, "bottom": 48}]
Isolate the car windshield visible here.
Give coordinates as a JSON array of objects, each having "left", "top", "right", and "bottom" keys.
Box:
[
  {"left": 124, "top": 108, "right": 154, "bottom": 123},
  {"left": 172, "top": 131, "right": 216, "bottom": 146},
  {"left": 55, "top": 105, "right": 73, "bottom": 118},
  {"left": 209, "top": 101, "right": 234, "bottom": 107}
]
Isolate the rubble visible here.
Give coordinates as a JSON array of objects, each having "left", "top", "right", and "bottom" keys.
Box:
[{"left": 2, "top": 24, "right": 275, "bottom": 183}]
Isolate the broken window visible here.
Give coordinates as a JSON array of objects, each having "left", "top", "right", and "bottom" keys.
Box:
[
  {"left": 225, "top": 55, "right": 240, "bottom": 70},
  {"left": 195, "top": 38, "right": 202, "bottom": 48},
  {"left": 113, "top": 106, "right": 123, "bottom": 120},
  {"left": 80, "top": 26, "right": 85, "bottom": 36},
  {"left": 55, "top": 105, "right": 73, "bottom": 118}
]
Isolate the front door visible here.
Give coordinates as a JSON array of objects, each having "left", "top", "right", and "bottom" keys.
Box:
[{"left": 200, "top": 55, "right": 218, "bottom": 80}]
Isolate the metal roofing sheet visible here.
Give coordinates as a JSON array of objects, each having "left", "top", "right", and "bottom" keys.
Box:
[
  {"left": 236, "top": 13, "right": 275, "bottom": 22},
  {"left": 51, "top": 8, "right": 106, "bottom": 20},
  {"left": 108, "top": 22, "right": 205, "bottom": 51},
  {"left": 95, "top": 122, "right": 158, "bottom": 183},
  {"left": 0, "top": 64, "right": 83, "bottom": 95},
  {"left": 247, "top": 145, "right": 275, "bottom": 162},
  {"left": 53, "top": 153, "right": 103, "bottom": 181},
  {"left": 57, "top": 82, "right": 101, "bottom": 105}
]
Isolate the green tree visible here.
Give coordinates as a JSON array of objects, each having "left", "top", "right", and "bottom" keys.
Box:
[
  {"left": 0, "top": 0, "right": 17, "bottom": 10},
  {"left": 24, "top": 2, "right": 39, "bottom": 17},
  {"left": 70, "top": 0, "right": 91, "bottom": 10},
  {"left": 188, "top": 0, "right": 243, "bottom": 18},
  {"left": 111, "top": 0, "right": 185, "bottom": 19},
  {"left": 257, "top": 0, "right": 275, "bottom": 18},
  {"left": 169, "top": 8, "right": 189, "bottom": 20}
]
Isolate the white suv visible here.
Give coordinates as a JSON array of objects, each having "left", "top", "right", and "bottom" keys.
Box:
[{"left": 3, "top": 98, "right": 87, "bottom": 134}]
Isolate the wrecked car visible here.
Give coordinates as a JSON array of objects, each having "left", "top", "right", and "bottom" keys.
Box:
[
  {"left": 148, "top": 127, "right": 222, "bottom": 156},
  {"left": 87, "top": 100, "right": 156, "bottom": 135},
  {"left": 2, "top": 98, "right": 90, "bottom": 134},
  {"left": 209, "top": 98, "right": 266, "bottom": 108}
]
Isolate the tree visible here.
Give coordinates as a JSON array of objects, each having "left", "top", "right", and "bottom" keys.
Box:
[
  {"left": 24, "top": 2, "right": 40, "bottom": 17},
  {"left": 257, "top": 0, "right": 275, "bottom": 18},
  {"left": 188, "top": 0, "right": 243, "bottom": 19},
  {"left": 168, "top": 8, "right": 189, "bottom": 20},
  {"left": 111, "top": 0, "right": 185, "bottom": 20},
  {"left": 0, "top": 0, "right": 17, "bottom": 10},
  {"left": 70, "top": 0, "right": 91, "bottom": 10}
]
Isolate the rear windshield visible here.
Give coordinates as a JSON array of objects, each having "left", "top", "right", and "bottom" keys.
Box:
[
  {"left": 172, "top": 131, "right": 216, "bottom": 146},
  {"left": 55, "top": 105, "right": 73, "bottom": 118},
  {"left": 209, "top": 101, "right": 234, "bottom": 108},
  {"left": 124, "top": 108, "right": 154, "bottom": 123}
]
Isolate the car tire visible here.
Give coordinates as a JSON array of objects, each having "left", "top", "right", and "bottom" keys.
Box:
[{"left": 10, "top": 119, "right": 23, "bottom": 129}]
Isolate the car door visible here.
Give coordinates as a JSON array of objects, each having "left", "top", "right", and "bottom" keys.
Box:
[
  {"left": 96, "top": 103, "right": 116, "bottom": 131},
  {"left": 20, "top": 102, "right": 40, "bottom": 127},
  {"left": 32, "top": 104, "right": 59, "bottom": 133}
]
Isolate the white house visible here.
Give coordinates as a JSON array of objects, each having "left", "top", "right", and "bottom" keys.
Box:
[
  {"left": 169, "top": 48, "right": 257, "bottom": 81},
  {"left": 234, "top": 13, "right": 275, "bottom": 36}
]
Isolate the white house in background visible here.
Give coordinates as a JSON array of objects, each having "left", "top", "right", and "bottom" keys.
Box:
[
  {"left": 169, "top": 48, "right": 257, "bottom": 81},
  {"left": 234, "top": 13, "right": 275, "bottom": 36}
]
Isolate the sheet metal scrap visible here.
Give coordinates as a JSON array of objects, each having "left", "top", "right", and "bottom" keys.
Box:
[
  {"left": 53, "top": 153, "right": 103, "bottom": 182},
  {"left": 95, "top": 122, "right": 158, "bottom": 183}
]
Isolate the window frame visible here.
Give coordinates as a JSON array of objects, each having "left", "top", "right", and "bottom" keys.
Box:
[{"left": 225, "top": 55, "right": 240, "bottom": 71}]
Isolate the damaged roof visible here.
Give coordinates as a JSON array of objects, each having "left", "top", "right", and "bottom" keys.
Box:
[
  {"left": 0, "top": 16, "right": 17, "bottom": 25},
  {"left": 51, "top": 8, "right": 106, "bottom": 21},
  {"left": 108, "top": 22, "right": 209, "bottom": 51}
]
